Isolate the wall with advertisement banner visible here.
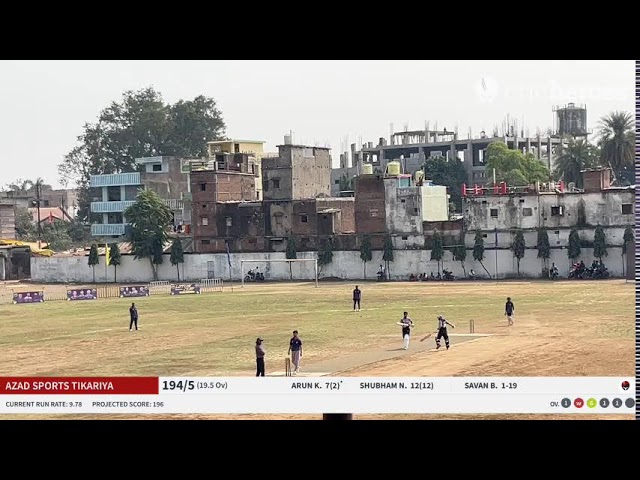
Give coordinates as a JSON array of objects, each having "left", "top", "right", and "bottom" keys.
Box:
[
  {"left": 119, "top": 286, "right": 150, "bottom": 298},
  {"left": 66, "top": 288, "right": 98, "bottom": 301}
]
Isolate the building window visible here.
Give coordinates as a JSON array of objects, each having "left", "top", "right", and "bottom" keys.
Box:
[
  {"left": 401, "top": 198, "right": 406, "bottom": 203},
  {"left": 152, "top": 164, "right": 162, "bottom": 172},
  {"left": 482, "top": 233, "right": 488, "bottom": 238},
  {"left": 554, "top": 230, "right": 560, "bottom": 235},
  {"left": 234, "top": 143, "right": 240, "bottom": 153},
  {"left": 201, "top": 239, "right": 210, "bottom": 245},
  {"left": 522, "top": 207, "right": 533, "bottom": 216},
  {"left": 301, "top": 214, "right": 308, "bottom": 223},
  {"left": 551, "top": 206, "right": 564, "bottom": 216},
  {"left": 199, "top": 183, "right": 206, "bottom": 191},
  {"left": 273, "top": 179, "right": 280, "bottom": 189},
  {"left": 622, "top": 203, "right": 633, "bottom": 215},
  {"left": 490, "top": 208, "right": 498, "bottom": 218},
  {"left": 334, "top": 180, "right": 340, "bottom": 185},
  {"left": 370, "top": 208, "right": 378, "bottom": 217},
  {"left": 414, "top": 208, "right": 418, "bottom": 214},
  {"left": 201, "top": 217, "right": 208, "bottom": 226},
  {"left": 519, "top": 198, "right": 525, "bottom": 203},
  {"left": 401, "top": 236, "right": 408, "bottom": 240},
  {"left": 226, "top": 217, "right": 232, "bottom": 227}
]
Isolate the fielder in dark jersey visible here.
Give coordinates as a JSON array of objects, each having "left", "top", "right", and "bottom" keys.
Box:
[
  {"left": 129, "top": 303, "right": 139, "bottom": 331},
  {"left": 400, "top": 311, "right": 414, "bottom": 350},
  {"left": 353, "top": 286, "right": 362, "bottom": 311},
  {"left": 435, "top": 315, "right": 455, "bottom": 350},
  {"left": 505, "top": 297, "right": 515, "bottom": 326}
]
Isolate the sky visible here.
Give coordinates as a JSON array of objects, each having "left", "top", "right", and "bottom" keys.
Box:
[{"left": 0, "top": 60, "right": 634, "bottom": 189}]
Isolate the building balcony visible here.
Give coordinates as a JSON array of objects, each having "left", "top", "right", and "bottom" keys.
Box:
[
  {"left": 164, "top": 199, "right": 184, "bottom": 210},
  {"left": 90, "top": 201, "right": 136, "bottom": 213},
  {"left": 91, "top": 224, "right": 127, "bottom": 237},
  {"left": 90, "top": 172, "right": 141, "bottom": 188}
]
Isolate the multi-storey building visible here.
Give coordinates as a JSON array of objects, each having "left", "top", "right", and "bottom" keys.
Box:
[
  {"left": 190, "top": 153, "right": 258, "bottom": 253},
  {"left": 462, "top": 168, "right": 635, "bottom": 248},
  {"left": 89, "top": 172, "right": 142, "bottom": 238},
  {"left": 208, "top": 139, "right": 266, "bottom": 200}
]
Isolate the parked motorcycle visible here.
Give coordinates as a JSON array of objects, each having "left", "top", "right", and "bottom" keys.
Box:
[
  {"left": 244, "top": 270, "right": 265, "bottom": 282},
  {"left": 442, "top": 269, "right": 455, "bottom": 281}
]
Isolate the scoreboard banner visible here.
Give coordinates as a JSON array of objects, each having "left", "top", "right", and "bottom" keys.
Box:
[{"left": 0, "top": 377, "right": 634, "bottom": 415}]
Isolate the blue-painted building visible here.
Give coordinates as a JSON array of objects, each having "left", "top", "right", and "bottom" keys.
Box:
[{"left": 89, "top": 172, "right": 142, "bottom": 238}]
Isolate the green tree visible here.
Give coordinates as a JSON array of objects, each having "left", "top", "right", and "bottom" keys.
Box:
[
  {"left": 622, "top": 225, "right": 634, "bottom": 276},
  {"left": 285, "top": 236, "right": 297, "bottom": 280},
  {"left": 598, "top": 111, "right": 634, "bottom": 185},
  {"left": 170, "top": 237, "right": 184, "bottom": 281},
  {"left": 511, "top": 229, "right": 526, "bottom": 276},
  {"left": 88, "top": 243, "right": 99, "bottom": 283},
  {"left": 108, "top": 242, "right": 121, "bottom": 283},
  {"left": 14, "top": 207, "right": 36, "bottom": 240},
  {"left": 485, "top": 142, "right": 550, "bottom": 185},
  {"left": 41, "top": 220, "right": 72, "bottom": 252},
  {"left": 451, "top": 235, "right": 467, "bottom": 277},
  {"left": 125, "top": 189, "right": 173, "bottom": 281},
  {"left": 473, "top": 231, "right": 491, "bottom": 278},
  {"left": 430, "top": 229, "right": 445, "bottom": 274},
  {"left": 536, "top": 228, "right": 551, "bottom": 272},
  {"left": 593, "top": 225, "right": 607, "bottom": 263},
  {"left": 317, "top": 237, "right": 334, "bottom": 276},
  {"left": 382, "top": 234, "right": 394, "bottom": 280},
  {"left": 58, "top": 87, "right": 226, "bottom": 219},
  {"left": 567, "top": 228, "right": 581, "bottom": 265},
  {"left": 423, "top": 155, "right": 467, "bottom": 211},
  {"left": 359, "top": 234, "right": 373, "bottom": 279},
  {"left": 553, "top": 138, "right": 601, "bottom": 188}
]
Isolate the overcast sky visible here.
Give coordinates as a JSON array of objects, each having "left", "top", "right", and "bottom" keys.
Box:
[{"left": 0, "top": 60, "right": 633, "bottom": 189}]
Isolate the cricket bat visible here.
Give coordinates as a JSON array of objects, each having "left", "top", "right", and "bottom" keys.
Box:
[{"left": 419, "top": 333, "right": 433, "bottom": 342}]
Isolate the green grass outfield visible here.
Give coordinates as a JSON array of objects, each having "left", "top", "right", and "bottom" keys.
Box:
[{"left": 0, "top": 280, "right": 633, "bottom": 377}]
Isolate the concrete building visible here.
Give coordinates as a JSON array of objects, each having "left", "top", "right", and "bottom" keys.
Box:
[
  {"left": 462, "top": 169, "right": 635, "bottom": 250},
  {"left": 89, "top": 173, "right": 142, "bottom": 238},
  {"left": 356, "top": 129, "right": 563, "bottom": 186},
  {"left": 354, "top": 170, "right": 449, "bottom": 237},
  {"left": 262, "top": 142, "right": 332, "bottom": 201},
  {"left": 0, "top": 186, "right": 78, "bottom": 218},
  {"left": 0, "top": 203, "right": 16, "bottom": 239},
  {"left": 208, "top": 139, "right": 266, "bottom": 201},
  {"left": 135, "top": 156, "right": 188, "bottom": 228},
  {"left": 354, "top": 174, "right": 386, "bottom": 234},
  {"left": 190, "top": 161, "right": 257, "bottom": 253}
]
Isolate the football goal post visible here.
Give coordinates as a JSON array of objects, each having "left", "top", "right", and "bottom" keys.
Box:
[{"left": 240, "top": 259, "right": 318, "bottom": 288}]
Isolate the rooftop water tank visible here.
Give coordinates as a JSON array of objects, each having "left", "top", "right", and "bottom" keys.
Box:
[
  {"left": 362, "top": 163, "right": 373, "bottom": 175},
  {"left": 386, "top": 161, "right": 401, "bottom": 176},
  {"left": 415, "top": 170, "right": 425, "bottom": 183}
]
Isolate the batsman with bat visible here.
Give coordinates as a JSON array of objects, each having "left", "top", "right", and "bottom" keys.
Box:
[
  {"left": 398, "top": 312, "right": 414, "bottom": 350},
  {"left": 435, "top": 315, "right": 455, "bottom": 350}
]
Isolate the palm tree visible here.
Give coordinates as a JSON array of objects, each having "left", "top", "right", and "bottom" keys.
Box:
[
  {"left": 553, "top": 138, "right": 600, "bottom": 189},
  {"left": 597, "top": 111, "right": 634, "bottom": 185}
]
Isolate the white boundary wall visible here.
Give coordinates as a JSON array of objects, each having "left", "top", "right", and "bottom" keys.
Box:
[{"left": 31, "top": 247, "right": 628, "bottom": 283}]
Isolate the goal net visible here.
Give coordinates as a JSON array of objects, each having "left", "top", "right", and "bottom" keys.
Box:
[{"left": 240, "top": 259, "right": 318, "bottom": 287}]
